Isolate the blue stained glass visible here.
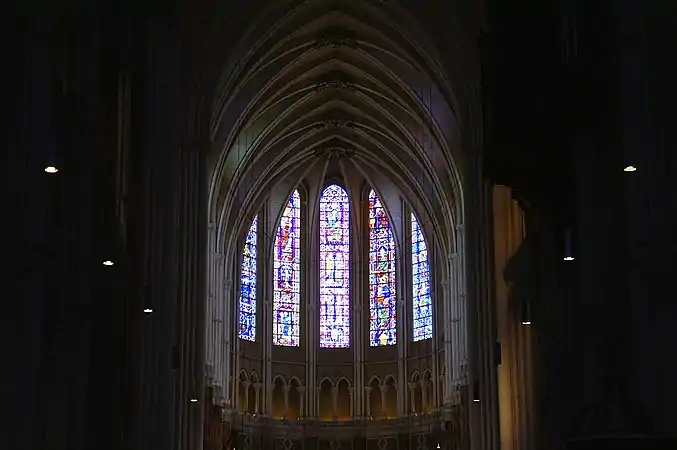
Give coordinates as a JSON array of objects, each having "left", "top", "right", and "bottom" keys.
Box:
[
  {"left": 239, "top": 215, "right": 258, "bottom": 341},
  {"left": 273, "top": 190, "right": 301, "bottom": 346},
  {"left": 412, "top": 213, "right": 432, "bottom": 341},
  {"left": 319, "top": 184, "right": 351, "bottom": 348},
  {"left": 368, "top": 190, "right": 397, "bottom": 346}
]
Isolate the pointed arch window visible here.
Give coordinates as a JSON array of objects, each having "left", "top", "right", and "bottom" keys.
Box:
[
  {"left": 273, "top": 190, "right": 301, "bottom": 346},
  {"left": 368, "top": 189, "right": 397, "bottom": 346},
  {"left": 239, "top": 215, "right": 258, "bottom": 341},
  {"left": 319, "top": 184, "right": 351, "bottom": 348},
  {"left": 412, "top": 213, "right": 432, "bottom": 341}
]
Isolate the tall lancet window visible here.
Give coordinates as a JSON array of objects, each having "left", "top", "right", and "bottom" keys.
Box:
[
  {"left": 319, "top": 184, "right": 351, "bottom": 348},
  {"left": 239, "top": 215, "right": 258, "bottom": 341},
  {"left": 273, "top": 190, "right": 301, "bottom": 346},
  {"left": 368, "top": 190, "right": 397, "bottom": 346},
  {"left": 411, "top": 213, "right": 432, "bottom": 341}
]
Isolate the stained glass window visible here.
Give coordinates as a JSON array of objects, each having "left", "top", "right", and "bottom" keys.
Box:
[
  {"left": 319, "top": 184, "right": 351, "bottom": 348},
  {"left": 273, "top": 190, "right": 301, "bottom": 346},
  {"left": 239, "top": 215, "right": 258, "bottom": 341},
  {"left": 368, "top": 190, "right": 397, "bottom": 346},
  {"left": 412, "top": 213, "right": 432, "bottom": 341}
]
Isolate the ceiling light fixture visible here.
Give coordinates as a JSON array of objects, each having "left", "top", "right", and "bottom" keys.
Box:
[{"left": 44, "top": 166, "right": 58, "bottom": 174}]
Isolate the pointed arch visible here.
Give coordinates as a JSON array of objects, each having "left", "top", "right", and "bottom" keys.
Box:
[
  {"left": 273, "top": 190, "right": 302, "bottom": 346},
  {"left": 411, "top": 212, "right": 432, "bottom": 341},
  {"left": 368, "top": 189, "right": 397, "bottom": 346},
  {"left": 238, "top": 215, "right": 258, "bottom": 341},
  {"left": 319, "top": 184, "right": 351, "bottom": 348}
]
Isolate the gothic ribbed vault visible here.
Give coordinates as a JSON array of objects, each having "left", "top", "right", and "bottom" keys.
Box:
[{"left": 204, "top": 1, "right": 466, "bottom": 262}]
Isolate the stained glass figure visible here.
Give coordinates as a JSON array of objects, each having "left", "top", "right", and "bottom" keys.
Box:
[
  {"left": 319, "top": 184, "right": 351, "bottom": 348},
  {"left": 239, "top": 215, "right": 258, "bottom": 341},
  {"left": 412, "top": 213, "right": 432, "bottom": 341},
  {"left": 273, "top": 190, "right": 301, "bottom": 346},
  {"left": 368, "top": 190, "right": 397, "bottom": 346}
]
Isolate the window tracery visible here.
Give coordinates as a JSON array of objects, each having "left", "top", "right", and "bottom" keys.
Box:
[
  {"left": 412, "top": 213, "right": 432, "bottom": 341},
  {"left": 237, "top": 188, "right": 433, "bottom": 346},
  {"left": 368, "top": 189, "right": 397, "bottom": 346},
  {"left": 319, "top": 184, "right": 351, "bottom": 348},
  {"left": 238, "top": 215, "right": 258, "bottom": 341},
  {"left": 273, "top": 190, "right": 301, "bottom": 346}
]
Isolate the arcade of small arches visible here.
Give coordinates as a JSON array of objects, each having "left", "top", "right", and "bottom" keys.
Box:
[{"left": 236, "top": 370, "right": 437, "bottom": 421}]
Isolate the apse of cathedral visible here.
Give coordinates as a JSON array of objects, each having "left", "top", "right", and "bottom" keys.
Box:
[{"left": 6, "top": 1, "right": 677, "bottom": 450}]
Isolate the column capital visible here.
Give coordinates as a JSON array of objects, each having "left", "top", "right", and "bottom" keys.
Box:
[
  {"left": 408, "top": 381, "right": 418, "bottom": 390},
  {"left": 297, "top": 385, "right": 306, "bottom": 394},
  {"left": 253, "top": 382, "right": 263, "bottom": 390},
  {"left": 223, "top": 279, "right": 233, "bottom": 289},
  {"left": 283, "top": 384, "right": 292, "bottom": 394},
  {"left": 364, "top": 386, "right": 373, "bottom": 394}
]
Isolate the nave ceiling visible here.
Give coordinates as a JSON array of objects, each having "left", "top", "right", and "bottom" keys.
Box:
[{"left": 192, "top": 0, "right": 481, "bottom": 262}]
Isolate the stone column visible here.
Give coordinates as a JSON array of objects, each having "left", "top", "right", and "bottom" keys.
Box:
[
  {"left": 348, "top": 387, "right": 354, "bottom": 417},
  {"left": 253, "top": 382, "right": 262, "bottom": 414},
  {"left": 364, "top": 386, "right": 373, "bottom": 417},
  {"left": 283, "top": 385, "right": 291, "bottom": 417},
  {"left": 298, "top": 386, "right": 305, "bottom": 417},
  {"left": 379, "top": 385, "right": 388, "bottom": 417},
  {"left": 441, "top": 277, "right": 455, "bottom": 405},
  {"left": 243, "top": 381, "right": 251, "bottom": 413},
  {"left": 221, "top": 278, "right": 232, "bottom": 407},
  {"left": 409, "top": 382, "right": 418, "bottom": 413},
  {"left": 420, "top": 379, "right": 429, "bottom": 412}
]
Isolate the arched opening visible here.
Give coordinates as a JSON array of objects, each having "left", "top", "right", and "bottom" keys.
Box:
[
  {"left": 272, "top": 377, "right": 286, "bottom": 419},
  {"left": 247, "top": 372, "right": 258, "bottom": 414},
  {"left": 411, "top": 373, "right": 422, "bottom": 414},
  {"left": 336, "top": 378, "right": 351, "bottom": 420},
  {"left": 383, "top": 376, "right": 397, "bottom": 418},
  {"left": 423, "top": 370, "right": 433, "bottom": 413},
  {"left": 238, "top": 371, "right": 249, "bottom": 414},
  {"left": 288, "top": 378, "right": 301, "bottom": 420},
  {"left": 318, "top": 379, "right": 334, "bottom": 421},
  {"left": 368, "top": 378, "right": 383, "bottom": 419}
]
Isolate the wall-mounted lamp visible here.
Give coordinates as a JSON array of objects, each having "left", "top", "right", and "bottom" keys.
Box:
[
  {"left": 623, "top": 165, "right": 637, "bottom": 172},
  {"left": 563, "top": 228, "right": 574, "bottom": 261},
  {"left": 143, "top": 308, "right": 153, "bottom": 314},
  {"left": 44, "top": 166, "right": 59, "bottom": 174},
  {"left": 473, "top": 380, "right": 480, "bottom": 403},
  {"left": 190, "top": 398, "right": 198, "bottom": 403},
  {"left": 103, "top": 260, "right": 114, "bottom": 266},
  {"left": 520, "top": 294, "right": 532, "bottom": 326}
]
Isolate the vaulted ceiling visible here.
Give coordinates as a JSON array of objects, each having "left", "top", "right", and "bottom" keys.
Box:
[{"left": 201, "top": 1, "right": 475, "bottom": 257}]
